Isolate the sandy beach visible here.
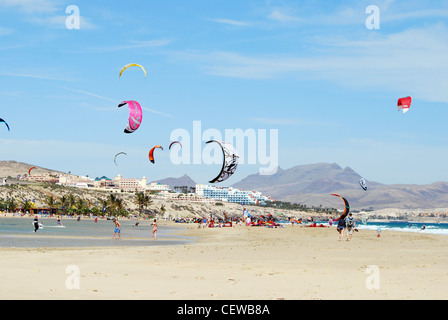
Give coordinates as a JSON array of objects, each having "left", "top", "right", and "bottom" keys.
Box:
[{"left": 0, "top": 220, "right": 447, "bottom": 300}]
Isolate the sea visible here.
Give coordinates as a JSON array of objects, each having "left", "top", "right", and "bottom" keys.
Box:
[
  {"left": 356, "top": 221, "right": 448, "bottom": 236},
  {"left": 0, "top": 217, "right": 194, "bottom": 248},
  {"left": 280, "top": 219, "right": 448, "bottom": 236}
]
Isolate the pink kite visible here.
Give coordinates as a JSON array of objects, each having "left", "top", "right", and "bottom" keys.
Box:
[
  {"left": 118, "top": 101, "right": 143, "bottom": 133},
  {"left": 397, "top": 96, "right": 412, "bottom": 114}
]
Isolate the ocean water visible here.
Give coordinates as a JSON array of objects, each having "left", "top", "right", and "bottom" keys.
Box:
[
  {"left": 356, "top": 221, "right": 448, "bottom": 236},
  {"left": 0, "top": 218, "right": 193, "bottom": 248},
  {"left": 279, "top": 220, "right": 448, "bottom": 235}
]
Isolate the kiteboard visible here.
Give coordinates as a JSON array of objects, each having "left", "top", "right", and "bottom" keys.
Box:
[{"left": 32, "top": 222, "right": 44, "bottom": 229}]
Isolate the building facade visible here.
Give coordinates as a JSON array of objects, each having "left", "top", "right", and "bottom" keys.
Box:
[{"left": 195, "top": 184, "right": 274, "bottom": 205}]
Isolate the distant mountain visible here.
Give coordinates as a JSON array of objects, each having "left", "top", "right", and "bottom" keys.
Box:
[
  {"left": 233, "top": 163, "right": 380, "bottom": 198},
  {"left": 152, "top": 174, "right": 196, "bottom": 189},
  {"left": 232, "top": 163, "right": 448, "bottom": 210}
]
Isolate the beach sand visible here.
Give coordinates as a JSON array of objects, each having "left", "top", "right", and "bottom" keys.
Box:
[{"left": 0, "top": 221, "right": 447, "bottom": 300}]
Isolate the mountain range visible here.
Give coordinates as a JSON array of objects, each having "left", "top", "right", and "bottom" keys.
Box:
[
  {"left": 231, "top": 163, "right": 448, "bottom": 210},
  {"left": 154, "top": 163, "right": 448, "bottom": 210},
  {"left": 2, "top": 161, "right": 448, "bottom": 210}
]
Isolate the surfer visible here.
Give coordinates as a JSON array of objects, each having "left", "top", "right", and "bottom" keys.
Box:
[
  {"left": 33, "top": 216, "right": 39, "bottom": 233},
  {"left": 421, "top": 225, "right": 426, "bottom": 230}
]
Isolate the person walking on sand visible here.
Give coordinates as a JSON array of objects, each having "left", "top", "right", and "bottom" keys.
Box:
[
  {"left": 112, "top": 218, "right": 121, "bottom": 239},
  {"left": 152, "top": 219, "right": 158, "bottom": 240},
  {"left": 337, "top": 216, "right": 346, "bottom": 241},
  {"left": 345, "top": 213, "right": 356, "bottom": 241}
]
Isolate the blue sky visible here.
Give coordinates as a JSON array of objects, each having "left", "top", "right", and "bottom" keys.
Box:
[{"left": 1, "top": 0, "right": 448, "bottom": 186}]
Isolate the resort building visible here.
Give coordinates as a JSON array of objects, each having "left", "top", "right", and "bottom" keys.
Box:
[
  {"left": 22, "top": 173, "right": 59, "bottom": 184},
  {"left": 57, "top": 174, "right": 93, "bottom": 187},
  {"left": 114, "top": 175, "right": 147, "bottom": 192},
  {"left": 147, "top": 182, "right": 171, "bottom": 192},
  {"left": 195, "top": 184, "right": 274, "bottom": 205}
]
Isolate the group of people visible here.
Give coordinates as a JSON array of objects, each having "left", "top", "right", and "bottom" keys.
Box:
[
  {"left": 32, "top": 215, "right": 159, "bottom": 240},
  {"left": 336, "top": 213, "right": 357, "bottom": 241},
  {"left": 112, "top": 218, "right": 158, "bottom": 240}
]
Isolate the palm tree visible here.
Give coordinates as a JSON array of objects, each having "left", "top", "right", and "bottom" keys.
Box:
[
  {"left": 134, "top": 192, "right": 152, "bottom": 217},
  {"left": 68, "top": 194, "right": 76, "bottom": 211},
  {"left": 160, "top": 204, "right": 166, "bottom": 217},
  {"left": 100, "top": 198, "right": 109, "bottom": 216},
  {"left": 46, "top": 195, "right": 56, "bottom": 212},
  {"left": 7, "top": 197, "right": 17, "bottom": 213},
  {"left": 108, "top": 194, "right": 118, "bottom": 213},
  {"left": 22, "top": 199, "right": 34, "bottom": 213},
  {"left": 60, "top": 195, "right": 68, "bottom": 214},
  {"left": 76, "top": 198, "right": 86, "bottom": 214}
]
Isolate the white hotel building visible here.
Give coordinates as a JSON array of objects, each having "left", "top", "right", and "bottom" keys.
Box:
[{"left": 195, "top": 184, "right": 274, "bottom": 205}]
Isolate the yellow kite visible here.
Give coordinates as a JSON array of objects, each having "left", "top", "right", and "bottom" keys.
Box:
[{"left": 119, "top": 63, "right": 147, "bottom": 78}]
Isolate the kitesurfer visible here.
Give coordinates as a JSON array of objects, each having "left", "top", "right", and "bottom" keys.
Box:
[
  {"left": 337, "top": 216, "right": 346, "bottom": 241},
  {"left": 33, "top": 216, "right": 39, "bottom": 233}
]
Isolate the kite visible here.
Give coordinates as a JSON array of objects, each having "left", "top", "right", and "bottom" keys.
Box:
[
  {"left": 149, "top": 145, "right": 163, "bottom": 164},
  {"left": 119, "top": 63, "right": 147, "bottom": 78},
  {"left": 397, "top": 96, "right": 412, "bottom": 114},
  {"left": 359, "top": 178, "right": 368, "bottom": 191},
  {"left": 0, "top": 118, "right": 10, "bottom": 131},
  {"left": 118, "top": 101, "right": 143, "bottom": 134},
  {"left": 206, "top": 140, "right": 239, "bottom": 184},
  {"left": 169, "top": 141, "right": 182, "bottom": 150},
  {"left": 28, "top": 167, "right": 36, "bottom": 175},
  {"left": 114, "top": 152, "right": 127, "bottom": 166},
  {"left": 331, "top": 194, "right": 350, "bottom": 221}
]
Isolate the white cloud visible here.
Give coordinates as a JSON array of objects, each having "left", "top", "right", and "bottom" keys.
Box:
[
  {"left": 0, "top": 26, "right": 14, "bottom": 36},
  {"left": 30, "top": 14, "right": 97, "bottom": 30},
  {"left": 89, "top": 39, "right": 171, "bottom": 53},
  {"left": 207, "top": 18, "right": 250, "bottom": 26},
  {"left": 0, "top": 71, "right": 75, "bottom": 82},
  {"left": 268, "top": 9, "right": 301, "bottom": 23},
  {"left": 58, "top": 86, "right": 173, "bottom": 118},
  {"left": 250, "top": 118, "right": 336, "bottom": 127},
  {"left": 58, "top": 86, "right": 117, "bottom": 103},
  {"left": 141, "top": 107, "right": 172, "bottom": 118},
  {"left": 179, "top": 24, "right": 448, "bottom": 103},
  {"left": 0, "top": 0, "right": 58, "bottom": 14}
]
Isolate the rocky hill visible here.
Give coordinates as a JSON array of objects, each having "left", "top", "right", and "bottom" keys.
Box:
[{"left": 0, "top": 160, "right": 64, "bottom": 179}]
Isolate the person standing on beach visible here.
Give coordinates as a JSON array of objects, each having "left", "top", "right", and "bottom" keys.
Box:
[
  {"left": 152, "top": 219, "right": 158, "bottom": 240},
  {"left": 112, "top": 218, "right": 121, "bottom": 239},
  {"left": 33, "top": 216, "right": 40, "bottom": 233},
  {"left": 337, "top": 216, "right": 346, "bottom": 241}
]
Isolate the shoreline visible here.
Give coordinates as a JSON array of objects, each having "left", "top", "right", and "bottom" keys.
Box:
[{"left": 0, "top": 221, "right": 447, "bottom": 299}]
